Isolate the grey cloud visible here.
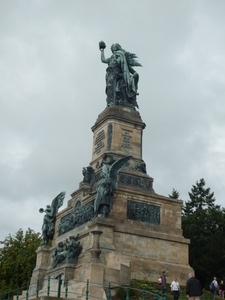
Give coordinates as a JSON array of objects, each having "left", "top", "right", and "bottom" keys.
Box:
[{"left": 1, "top": 0, "right": 225, "bottom": 240}]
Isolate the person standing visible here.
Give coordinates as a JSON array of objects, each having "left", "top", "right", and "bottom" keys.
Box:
[
  {"left": 212, "top": 277, "right": 218, "bottom": 300},
  {"left": 219, "top": 280, "right": 225, "bottom": 298},
  {"left": 171, "top": 277, "right": 180, "bottom": 300},
  {"left": 161, "top": 271, "right": 167, "bottom": 295},
  {"left": 186, "top": 272, "right": 202, "bottom": 300}
]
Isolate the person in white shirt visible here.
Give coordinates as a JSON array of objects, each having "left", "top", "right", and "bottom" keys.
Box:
[
  {"left": 212, "top": 277, "right": 218, "bottom": 300},
  {"left": 171, "top": 277, "right": 180, "bottom": 300}
]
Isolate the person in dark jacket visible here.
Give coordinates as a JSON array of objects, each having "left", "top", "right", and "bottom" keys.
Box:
[
  {"left": 186, "top": 272, "right": 202, "bottom": 300},
  {"left": 161, "top": 271, "right": 167, "bottom": 295},
  {"left": 219, "top": 279, "right": 225, "bottom": 298}
]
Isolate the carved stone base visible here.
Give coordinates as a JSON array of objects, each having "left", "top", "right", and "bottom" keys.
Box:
[
  {"left": 90, "top": 230, "right": 103, "bottom": 262},
  {"left": 22, "top": 106, "right": 193, "bottom": 300}
]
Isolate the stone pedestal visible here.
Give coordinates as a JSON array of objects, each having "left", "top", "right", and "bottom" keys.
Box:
[
  {"left": 85, "top": 263, "right": 105, "bottom": 300},
  {"left": 25, "top": 106, "right": 192, "bottom": 300},
  {"left": 91, "top": 106, "right": 146, "bottom": 169},
  {"left": 30, "top": 246, "right": 51, "bottom": 287},
  {"left": 90, "top": 230, "right": 103, "bottom": 262}
]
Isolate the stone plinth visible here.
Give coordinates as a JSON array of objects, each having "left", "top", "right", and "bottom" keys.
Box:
[
  {"left": 91, "top": 106, "right": 146, "bottom": 168},
  {"left": 25, "top": 106, "right": 193, "bottom": 300}
]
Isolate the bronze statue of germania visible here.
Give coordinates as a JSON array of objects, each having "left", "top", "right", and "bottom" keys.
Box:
[{"left": 99, "top": 41, "right": 142, "bottom": 110}]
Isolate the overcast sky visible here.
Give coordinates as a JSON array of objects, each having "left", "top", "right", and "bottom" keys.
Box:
[{"left": 1, "top": 0, "right": 225, "bottom": 241}]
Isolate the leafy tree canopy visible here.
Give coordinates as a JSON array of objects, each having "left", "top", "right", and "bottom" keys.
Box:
[{"left": 0, "top": 228, "right": 41, "bottom": 295}]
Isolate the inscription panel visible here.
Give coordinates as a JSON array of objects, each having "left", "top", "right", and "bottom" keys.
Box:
[
  {"left": 107, "top": 124, "right": 113, "bottom": 151},
  {"left": 122, "top": 129, "right": 132, "bottom": 151},
  {"left": 94, "top": 129, "right": 105, "bottom": 154}
]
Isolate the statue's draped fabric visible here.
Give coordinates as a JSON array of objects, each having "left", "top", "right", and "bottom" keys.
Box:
[{"left": 100, "top": 41, "right": 142, "bottom": 110}]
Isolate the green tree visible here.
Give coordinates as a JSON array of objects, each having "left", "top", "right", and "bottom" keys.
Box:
[
  {"left": 0, "top": 228, "right": 41, "bottom": 295},
  {"left": 182, "top": 178, "right": 225, "bottom": 287},
  {"left": 183, "top": 178, "right": 219, "bottom": 215},
  {"left": 168, "top": 188, "right": 180, "bottom": 199}
]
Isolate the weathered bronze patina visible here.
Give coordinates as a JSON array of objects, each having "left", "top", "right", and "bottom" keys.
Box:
[
  {"left": 39, "top": 191, "right": 66, "bottom": 245},
  {"left": 99, "top": 41, "right": 142, "bottom": 110}
]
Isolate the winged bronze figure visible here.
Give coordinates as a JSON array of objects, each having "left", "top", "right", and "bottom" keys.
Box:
[
  {"left": 91, "top": 156, "right": 131, "bottom": 218},
  {"left": 40, "top": 191, "right": 66, "bottom": 245}
]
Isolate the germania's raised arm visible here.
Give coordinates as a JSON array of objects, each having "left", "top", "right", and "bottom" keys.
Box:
[{"left": 100, "top": 49, "right": 110, "bottom": 64}]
